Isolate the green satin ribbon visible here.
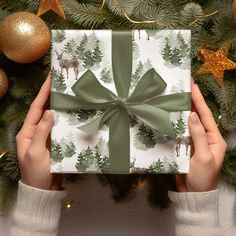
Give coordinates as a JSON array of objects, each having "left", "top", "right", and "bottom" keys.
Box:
[{"left": 51, "top": 31, "right": 191, "bottom": 174}]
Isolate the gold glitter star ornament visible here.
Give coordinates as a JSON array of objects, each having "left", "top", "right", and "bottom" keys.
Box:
[
  {"left": 37, "top": 0, "right": 66, "bottom": 20},
  {"left": 197, "top": 46, "right": 236, "bottom": 86}
]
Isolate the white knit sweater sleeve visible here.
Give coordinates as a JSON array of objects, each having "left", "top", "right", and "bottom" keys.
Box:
[
  {"left": 168, "top": 190, "right": 223, "bottom": 236},
  {"left": 9, "top": 181, "right": 67, "bottom": 236}
]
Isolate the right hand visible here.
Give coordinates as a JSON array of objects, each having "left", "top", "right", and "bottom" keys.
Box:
[
  {"left": 175, "top": 81, "right": 227, "bottom": 192},
  {"left": 16, "top": 74, "right": 62, "bottom": 190}
]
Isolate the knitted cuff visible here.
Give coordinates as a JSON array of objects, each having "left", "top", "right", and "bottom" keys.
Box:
[
  {"left": 10, "top": 181, "right": 67, "bottom": 236},
  {"left": 168, "top": 190, "right": 223, "bottom": 236}
]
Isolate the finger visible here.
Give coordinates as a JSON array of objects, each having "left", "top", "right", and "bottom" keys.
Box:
[
  {"left": 30, "top": 110, "right": 54, "bottom": 148},
  {"left": 24, "top": 73, "right": 51, "bottom": 127},
  {"left": 191, "top": 84, "right": 219, "bottom": 133},
  {"left": 188, "top": 112, "right": 210, "bottom": 156},
  {"left": 191, "top": 77, "right": 195, "bottom": 87}
]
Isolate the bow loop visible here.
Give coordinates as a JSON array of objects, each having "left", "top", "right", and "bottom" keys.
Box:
[
  {"left": 128, "top": 68, "right": 167, "bottom": 103},
  {"left": 72, "top": 69, "right": 117, "bottom": 103}
]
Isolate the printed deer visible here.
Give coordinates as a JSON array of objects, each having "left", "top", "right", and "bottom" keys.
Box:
[
  {"left": 55, "top": 50, "right": 79, "bottom": 80},
  {"left": 175, "top": 136, "right": 192, "bottom": 157}
]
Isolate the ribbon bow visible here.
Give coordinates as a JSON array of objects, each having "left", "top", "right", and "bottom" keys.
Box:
[{"left": 51, "top": 31, "right": 191, "bottom": 174}]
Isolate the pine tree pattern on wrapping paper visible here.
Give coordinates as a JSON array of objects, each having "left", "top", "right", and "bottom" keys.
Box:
[
  {"left": 50, "top": 30, "right": 191, "bottom": 174},
  {"left": 161, "top": 31, "right": 190, "bottom": 67}
]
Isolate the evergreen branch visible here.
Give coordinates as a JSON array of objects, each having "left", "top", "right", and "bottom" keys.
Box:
[
  {"left": 221, "top": 148, "right": 236, "bottom": 186},
  {"left": 0, "top": 7, "right": 10, "bottom": 20},
  {"left": 0, "top": 126, "right": 6, "bottom": 148},
  {"left": 0, "top": 0, "right": 28, "bottom": 13},
  {"left": 63, "top": 0, "right": 132, "bottom": 29},
  {"left": 0, "top": 103, "right": 27, "bottom": 123},
  {"left": 105, "top": 0, "right": 139, "bottom": 17},
  {"left": 0, "top": 176, "right": 17, "bottom": 214},
  {"left": 20, "top": 0, "right": 39, "bottom": 10},
  {"left": 188, "top": 10, "right": 218, "bottom": 27}
]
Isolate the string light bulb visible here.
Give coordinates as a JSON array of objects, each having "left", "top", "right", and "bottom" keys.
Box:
[
  {"left": 65, "top": 200, "right": 73, "bottom": 209},
  {"left": 138, "top": 179, "right": 147, "bottom": 189}
]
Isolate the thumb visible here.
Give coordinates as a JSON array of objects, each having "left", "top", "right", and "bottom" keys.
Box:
[
  {"left": 31, "top": 110, "right": 54, "bottom": 148},
  {"left": 188, "top": 112, "right": 209, "bottom": 157}
]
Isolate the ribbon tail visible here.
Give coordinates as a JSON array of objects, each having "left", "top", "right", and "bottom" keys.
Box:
[
  {"left": 127, "top": 104, "right": 176, "bottom": 139},
  {"left": 146, "top": 92, "right": 191, "bottom": 111},
  {"left": 78, "top": 108, "right": 118, "bottom": 135},
  {"left": 109, "top": 108, "right": 130, "bottom": 174}
]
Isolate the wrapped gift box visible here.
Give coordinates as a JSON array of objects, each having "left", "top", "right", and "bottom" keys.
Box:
[{"left": 50, "top": 30, "right": 191, "bottom": 174}]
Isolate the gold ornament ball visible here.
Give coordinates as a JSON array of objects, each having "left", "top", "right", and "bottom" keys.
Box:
[
  {"left": 0, "top": 12, "right": 51, "bottom": 63},
  {"left": 0, "top": 69, "right": 9, "bottom": 98}
]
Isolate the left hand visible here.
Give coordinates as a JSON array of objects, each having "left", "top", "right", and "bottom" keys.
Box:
[{"left": 16, "top": 74, "right": 62, "bottom": 190}]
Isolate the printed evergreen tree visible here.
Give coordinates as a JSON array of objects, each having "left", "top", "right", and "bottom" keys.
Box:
[
  {"left": 173, "top": 112, "right": 186, "bottom": 136},
  {"left": 130, "top": 157, "right": 136, "bottom": 169},
  {"left": 59, "top": 137, "right": 67, "bottom": 150},
  {"left": 129, "top": 115, "right": 138, "bottom": 127},
  {"left": 170, "top": 48, "right": 182, "bottom": 66},
  {"left": 162, "top": 37, "right": 172, "bottom": 62},
  {"left": 143, "top": 58, "right": 153, "bottom": 72},
  {"left": 51, "top": 67, "right": 67, "bottom": 92},
  {"left": 53, "top": 30, "right": 66, "bottom": 43},
  {"left": 96, "top": 137, "right": 109, "bottom": 156},
  {"left": 64, "top": 142, "right": 76, "bottom": 157},
  {"left": 154, "top": 131, "right": 170, "bottom": 144},
  {"left": 132, "top": 34, "right": 136, "bottom": 51},
  {"left": 75, "top": 146, "right": 94, "bottom": 171},
  {"left": 132, "top": 34, "right": 140, "bottom": 59},
  {"left": 75, "top": 152, "right": 87, "bottom": 171},
  {"left": 145, "top": 30, "right": 158, "bottom": 40},
  {"left": 148, "top": 159, "right": 165, "bottom": 173},
  {"left": 83, "top": 50, "right": 95, "bottom": 68},
  {"left": 85, "top": 146, "right": 93, "bottom": 156},
  {"left": 51, "top": 140, "right": 64, "bottom": 163},
  {"left": 77, "top": 109, "right": 97, "bottom": 122},
  {"left": 92, "top": 40, "right": 103, "bottom": 64},
  {"left": 177, "top": 31, "right": 190, "bottom": 58},
  {"left": 170, "top": 84, "right": 178, "bottom": 93},
  {"left": 76, "top": 33, "right": 88, "bottom": 59},
  {"left": 136, "top": 123, "right": 156, "bottom": 148},
  {"left": 100, "top": 68, "right": 112, "bottom": 83},
  {"left": 97, "top": 156, "right": 110, "bottom": 173},
  {"left": 170, "top": 78, "right": 185, "bottom": 93},
  {"left": 56, "top": 74, "right": 67, "bottom": 92},
  {"left": 167, "top": 161, "right": 179, "bottom": 173},
  {"left": 131, "top": 61, "right": 144, "bottom": 86},
  {"left": 89, "top": 31, "right": 98, "bottom": 49},
  {"left": 64, "top": 39, "right": 77, "bottom": 55},
  {"left": 94, "top": 144, "right": 100, "bottom": 160},
  {"left": 51, "top": 67, "right": 57, "bottom": 81},
  {"left": 177, "top": 78, "right": 185, "bottom": 93},
  {"left": 94, "top": 145, "right": 110, "bottom": 173}
]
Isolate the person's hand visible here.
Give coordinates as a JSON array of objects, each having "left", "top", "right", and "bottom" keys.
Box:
[
  {"left": 176, "top": 81, "right": 227, "bottom": 192},
  {"left": 16, "top": 74, "right": 61, "bottom": 190}
]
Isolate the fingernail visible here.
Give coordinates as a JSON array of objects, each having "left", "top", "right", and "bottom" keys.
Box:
[
  {"left": 43, "top": 110, "right": 51, "bottom": 121},
  {"left": 190, "top": 112, "right": 199, "bottom": 124}
]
